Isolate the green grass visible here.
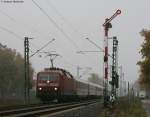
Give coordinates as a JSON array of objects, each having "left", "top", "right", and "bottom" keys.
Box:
[
  {"left": 99, "top": 97, "right": 147, "bottom": 117},
  {"left": 0, "top": 92, "right": 40, "bottom": 107},
  {"left": 0, "top": 98, "right": 41, "bottom": 107},
  {"left": 0, "top": 99, "right": 24, "bottom": 107},
  {"left": 116, "top": 97, "right": 147, "bottom": 117}
]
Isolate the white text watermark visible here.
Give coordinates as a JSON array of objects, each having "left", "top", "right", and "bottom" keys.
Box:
[{"left": 1, "top": 0, "right": 24, "bottom": 3}]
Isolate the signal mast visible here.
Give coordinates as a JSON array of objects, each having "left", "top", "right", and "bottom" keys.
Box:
[{"left": 102, "top": 9, "right": 121, "bottom": 107}]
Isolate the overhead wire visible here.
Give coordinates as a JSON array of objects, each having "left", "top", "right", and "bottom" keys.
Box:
[
  {"left": 86, "top": 38, "right": 103, "bottom": 51},
  {"left": 0, "top": 26, "right": 38, "bottom": 52},
  {"left": 45, "top": 0, "right": 84, "bottom": 39},
  {"left": 0, "top": 1, "right": 102, "bottom": 71},
  {"left": 30, "top": 38, "right": 55, "bottom": 58},
  {"left": 0, "top": 26, "right": 36, "bottom": 56},
  {"left": 0, "top": 3, "right": 83, "bottom": 70},
  {"left": 45, "top": 0, "right": 98, "bottom": 57},
  {"left": 0, "top": 8, "right": 57, "bottom": 56},
  {"left": 46, "top": 0, "right": 89, "bottom": 56},
  {"left": 0, "top": 7, "right": 54, "bottom": 43},
  {"left": 45, "top": 0, "right": 90, "bottom": 56},
  {"left": 0, "top": 26, "right": 23, "bottom": 40},
  {"left": 31, "top": 0, "right": 80, "bottom": 51},
  {"left": 0, "top": 8, "right": 16, "bottom": 22},
  {"left": 45, "top": 0, "right": 104, "bottom": 58},
  {"left": 45, "top": 0, "right": 105, "bottom": 55},
  {"left": 0, "top": 25, "right": 47, "bottom": 57},
  {"left": 86, "top": 37, "right": 113, "bottom": 58},
  {"left": 60, "top": 55, "right": 93, "bottom": 72}
]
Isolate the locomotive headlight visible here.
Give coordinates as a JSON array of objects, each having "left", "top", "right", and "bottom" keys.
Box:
[
  {"left": 47, "top": 80, "right": 50, "bottom": 83},
  {"left": 54, "top": 87, "right": 58, "bottom": 91},
  {"left": 39, "top": 87, "right": 42, "bottom": 90}
]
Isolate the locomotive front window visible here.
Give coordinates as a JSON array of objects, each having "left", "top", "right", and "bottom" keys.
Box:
[
  {"left": 49, "top": 76, "right": 58, "bottom": 80},
  {"left": 39, "top": 75, "right": 48, "bottom": 81},
  {"left": 38, "top": 74, "right": 58, "bottom": 81}
]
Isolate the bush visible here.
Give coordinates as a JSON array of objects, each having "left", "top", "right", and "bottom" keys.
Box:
[{"left": 117, "top": 97, "right": 147, "bottom": 117}]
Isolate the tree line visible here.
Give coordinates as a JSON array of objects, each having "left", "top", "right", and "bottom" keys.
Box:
[
  {"left": 88, "top": 73, "right": 103, "bottom": 85},
  {"left": 0, "top": 43, "right": 34, "bottom": 100},
  {"left": 138, "top": 29, "right": 150, "bottom": 89}
]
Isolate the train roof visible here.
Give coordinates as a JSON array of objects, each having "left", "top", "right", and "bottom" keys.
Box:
[
  {"left": 75, "top": 78, "right": 104, "bottom": 89},
  {"left": 39, "top": 67, "right": 73, "bottom": 79},
  {"left": 39, "top": 67, "right": 104, "bottom": 89}
]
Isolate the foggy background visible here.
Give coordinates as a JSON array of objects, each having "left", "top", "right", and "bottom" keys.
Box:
[{"left": 0, "top": 0, "right": 149, "bottom": 82}]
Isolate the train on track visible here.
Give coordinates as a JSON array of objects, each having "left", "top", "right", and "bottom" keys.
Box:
[{"left": 36, "top": 68, "right": 104, "bottom": 102}]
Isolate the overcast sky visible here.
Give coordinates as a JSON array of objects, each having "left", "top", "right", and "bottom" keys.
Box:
[{"left": 0, "top": 0, "right": 149, "bottom": 82}]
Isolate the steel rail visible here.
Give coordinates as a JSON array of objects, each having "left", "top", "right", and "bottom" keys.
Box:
[{"left": 0, "top": 100, "right": 100, "bottom": 117}]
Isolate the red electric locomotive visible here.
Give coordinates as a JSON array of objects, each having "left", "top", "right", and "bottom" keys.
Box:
[{"left": 36, "top": 68, "right": 76, "bottom": 101}]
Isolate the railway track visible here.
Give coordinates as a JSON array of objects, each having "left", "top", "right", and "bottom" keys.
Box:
[
  {"left": 0, "top": 102, "right": 46, "bottom": 111},
  {"left": 0, "top": 99, "right": 100, "bottom": 117}
]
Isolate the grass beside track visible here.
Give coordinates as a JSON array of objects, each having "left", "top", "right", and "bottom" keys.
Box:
[
  {"left": 0, "top": 97, "right": 40, "bottom": 107},
  {"left": 0, "top": 99, "right": 25, "bottom": 106},
  {"left": 116, "top": 97, "right": 147, "bottom": 117},
  {"left": 99, "top": 97, "right": 147, "bottom": 117}
]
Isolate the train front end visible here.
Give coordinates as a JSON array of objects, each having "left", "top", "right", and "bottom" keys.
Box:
[{"left": 36, "top": 70, "right": 60, "bottom": 101}]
